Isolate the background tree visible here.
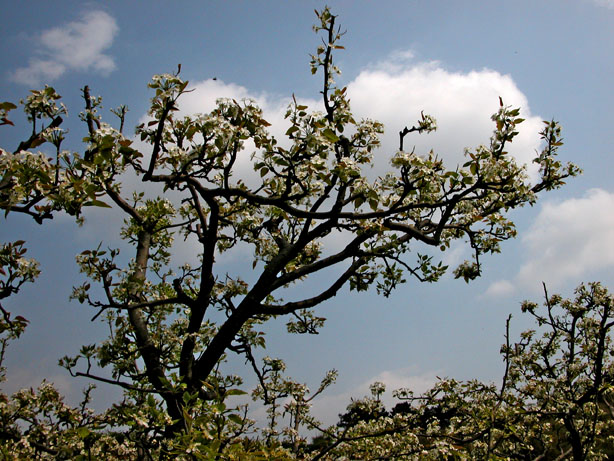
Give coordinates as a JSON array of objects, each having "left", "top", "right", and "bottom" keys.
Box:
[
  {"left": 319, "top": 282, "right": 614, "bottom": 460},
  {"left": 500, "top": 282, "right": 614, "bottom": 459},
  {"left": 0, "top": 7, "right": 579, "bottom": 458}
]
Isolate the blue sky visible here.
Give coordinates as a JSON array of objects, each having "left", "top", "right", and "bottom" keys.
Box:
[{"left": 1, "top": 0, "right": 613, "bottom": 425}]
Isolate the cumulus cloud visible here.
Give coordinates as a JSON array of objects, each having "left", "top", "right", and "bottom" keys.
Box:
[
  {"left": 3, "top": 364, "right": 78, "bottom": 405},
  {"left": 231, "top": 366, "right": 439, "bottom": 431},
  {"left": 483, "top": 279, "right": 515, "bottom": 298},
  {"left": 240, "top": 366, "right": 439, "bottom": 432},
  {"left": 309, "top": 367, "right": 439, "bottom": 426},
  {"left": 592, "top": 0, "right": 614, "bottom": 9},
  {"left": 10, "top": 10, "right": 118, "bottom": 86},
  {"left": 518, "top": 189, "right": 614, "bottom": 285},
  {"left": 346, "top": 56, "right": 544, "bottom": 181},
  {"left": 485, "top": 189, "right": 614, "bottom": 295}
]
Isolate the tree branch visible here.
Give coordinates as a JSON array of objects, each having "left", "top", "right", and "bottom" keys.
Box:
[{"left": 257, "top": 258, "right": 364, "bottom": 315}]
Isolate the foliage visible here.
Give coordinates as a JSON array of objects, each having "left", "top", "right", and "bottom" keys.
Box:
[
  {"left": 319, "top": 283, "right": 614, "bottom": 460},
  {"left": 0, "top": 241, "right": 37, "bottom": 379},
  {"left": 0, "top": 7, "right": 581, "bottom": 459}
]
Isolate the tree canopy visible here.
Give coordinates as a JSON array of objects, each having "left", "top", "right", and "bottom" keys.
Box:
[
  {"left": 0, "top": 7, "right": 593, "bottom": 460},
  {"left": 318, "top": 282, "right": 614, "bottom": 460}
]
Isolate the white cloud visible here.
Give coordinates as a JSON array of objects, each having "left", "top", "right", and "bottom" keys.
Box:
[
  {"left": 10, "top": 10, "right": 118, "bottom": 86},
  {"left": 235, "top": 366, "right": 439, "bottom": 432},
  {"left": 3, "top": 364, "right": 122, "bottom": 412},
  {"left": 346, "top": 56, "right": 544, "bottom": 181},
  {"left": 591, "top": 0, "right": 614, "bottom": 9},
  {"left": 3, "top": 365, "right": 76, "bottom": 404},
  {"left": 309, "top": 367, "right": 439, "bottom": 427},
  {"left": 518, "top": 189, "right": 614, "bottom": 286},
  {"left": 483, "top": 279, "right": 515, "bottom": 298},
  {"left": 230, "top": 367, "right": 439, "bottom": 433},
  {"left": 485, "top": 189, "right": 614, "bottom": 295}
]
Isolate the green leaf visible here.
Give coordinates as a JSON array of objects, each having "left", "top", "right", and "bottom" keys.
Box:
[
  {"left": 178, "top": 80, "right": 189, "bottom": 92},
  {"left": 227, "top": 414, "right": 244, "bottom": 425},
  {"left": 214, "top": 402, "right": 226, "bottom": 413},
  {"left": 0, "top": 102, "right": 17, "bottom": 111},
  {"left": 29, "top": 137, "right": 45, "bottom": 148},
  {"left": 322, "top": 128, "right": 339, "bottom": 142},
  {"left": 285, "top": 125, "right": 299, "bottom": 136},
  {"left": 225, "top": 388, "right": 247, "bottom": 396},
  {"left": 275, "top": 158, "right": 289, "bottom": 167},
  {"left": 85, "top": 199, "right": 112, "bottom": 208}
]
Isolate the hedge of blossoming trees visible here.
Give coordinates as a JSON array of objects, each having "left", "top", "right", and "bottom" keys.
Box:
[
  {"left": 315, "top": 282, "right": 614, "bottom": 460},
  {"left": 0, "top": 7, "right": 582, "bottom": 459}
]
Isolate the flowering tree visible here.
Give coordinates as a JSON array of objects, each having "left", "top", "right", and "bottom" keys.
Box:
[
  {"left": 0, "top": 7, "right": 579, "bottom": 458},
  {"left": 501, "top": 282, "right": 614, "bottom": 459},
  {"left": 319, "top": 282, "right": 614, "bottom": 460}
]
